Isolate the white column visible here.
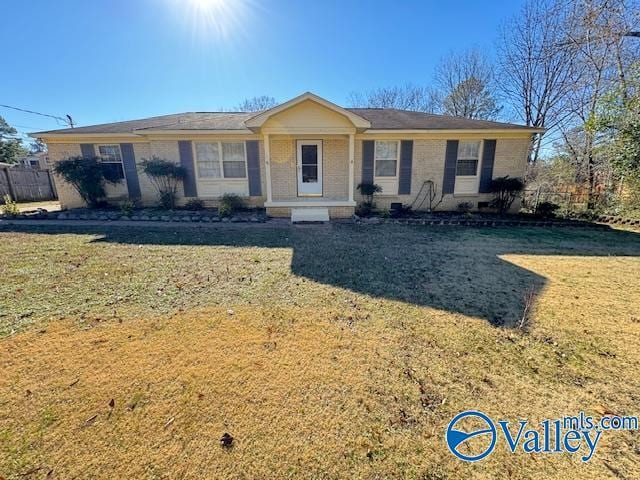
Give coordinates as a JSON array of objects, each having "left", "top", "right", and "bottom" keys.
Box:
[
  {"left": 348, "top": 133, "right": 355, "bottom": 202},
  {"left": 263, "top": 133, "right": 272, "bottom": 203}
]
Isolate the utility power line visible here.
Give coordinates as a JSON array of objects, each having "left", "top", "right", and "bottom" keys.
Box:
[{"left": 0, "top": 104, "right": 74, "bottom": 128}]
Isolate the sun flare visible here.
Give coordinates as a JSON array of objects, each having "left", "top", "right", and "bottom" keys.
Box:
[
  {"left": 190, "top": 0, "right": 226, "bottom": 12},
  {"left": 175, "top": 0, "right": 252, "bottom": 41}
]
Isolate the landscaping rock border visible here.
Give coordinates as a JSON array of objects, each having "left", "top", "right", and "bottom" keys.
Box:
[
  {"left": 593, "top": 215, "right": 640, "bottom": 227},
  {"left": 355, "top": 216, "right": 610, "bottom": 228},
  {"left": 2, "top": 208, "right": 268, "bottom": 224},
  {"left": 2, "top": 209, "right": 635, "bottom": 229}
]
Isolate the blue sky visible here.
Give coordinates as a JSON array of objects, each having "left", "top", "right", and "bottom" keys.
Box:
[{"left": 2, "top": 0, "right": 524, "bottom": 139}]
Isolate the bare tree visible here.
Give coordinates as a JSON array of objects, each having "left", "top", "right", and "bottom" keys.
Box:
[
  {"left": 235, "top": 95, "right": 278, "bottom": 112},
  {"left": 497, "top": 0, "right": 579, "bottom": 164},
  {"left": 561, "top": 0, "right": 640, "bottom": 205},
  {"left": 347, "top": 84, "right": 440, "bottom": 112},
  {"left": 433, "top": 49, "right": 502, "bottom": 120}
]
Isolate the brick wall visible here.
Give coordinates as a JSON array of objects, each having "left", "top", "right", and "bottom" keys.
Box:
[
  {"left": 47, "top": 139, "right": 266, "bottom": 209},
  {"left": 46, "top": 143, "right": 86, "bottom": 209},
  {"left": 47, "top": 135, "right": 530, "bottom": 214},
  {"left": 354, "top": 137, "right": 531, "bottom": 212}
]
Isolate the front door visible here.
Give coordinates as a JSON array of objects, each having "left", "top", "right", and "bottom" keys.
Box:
[{"left": 297, "top": 140, "right": 322, "bottom": 196}]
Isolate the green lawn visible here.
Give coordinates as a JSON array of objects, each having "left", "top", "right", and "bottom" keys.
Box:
[{"left": 1, "top": 223, "right": 639, "bottom": 479}]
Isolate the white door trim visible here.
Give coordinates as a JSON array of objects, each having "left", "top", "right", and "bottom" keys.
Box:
[{"left": 296, "top": 140, "right": 323, "bottom": 196}]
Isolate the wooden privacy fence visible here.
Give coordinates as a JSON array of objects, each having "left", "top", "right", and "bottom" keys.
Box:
[{"left": 0, "top": 166, "right": 57, "bottom": 202}]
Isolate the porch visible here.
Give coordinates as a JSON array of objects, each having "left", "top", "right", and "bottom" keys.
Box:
[
  {"left": 262, "top": 133, "right": 357, "bottom": 219},
  {"left": 244, "top": 93, "right": 370, "bottom": 220}
]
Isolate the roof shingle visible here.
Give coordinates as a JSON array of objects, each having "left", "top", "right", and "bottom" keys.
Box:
[{"left": 33, "top": 109, "right": 536, "bottom": 135}]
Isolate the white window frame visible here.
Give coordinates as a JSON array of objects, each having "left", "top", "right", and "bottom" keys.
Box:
[
  {"left": 193, "top": 141, "right": 248, "bottom": 181},
  {"left": 454, "top": 140, "right": 484, "bottom": 195},
  {"left": 96, "top": 144, "right": 125, "bottom": 179},
  {"left": 373, "top": 140, "right": 400, "bottom": 195}
]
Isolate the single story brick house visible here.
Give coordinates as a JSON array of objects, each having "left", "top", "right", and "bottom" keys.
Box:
[{"left": 33, "top": 92, "right": 542, "bottom": 220}]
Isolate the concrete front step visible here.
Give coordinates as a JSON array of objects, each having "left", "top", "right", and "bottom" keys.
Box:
[{"left": 290, "top": 207, "right": 330, "bottom": 223}]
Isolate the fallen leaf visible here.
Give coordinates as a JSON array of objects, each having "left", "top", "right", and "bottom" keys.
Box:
[{"left": 220, "top": 432, "right": 234, "bottom": 448}]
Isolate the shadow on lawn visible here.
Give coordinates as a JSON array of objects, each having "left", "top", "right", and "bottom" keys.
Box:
[{"left": 3, "top": 223, "right": 640, "bottom": 327}]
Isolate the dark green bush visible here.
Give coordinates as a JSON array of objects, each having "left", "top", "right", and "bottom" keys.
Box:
[
  {"left": 489, "top": 176, "right": 525, "bottom": 215},
  {"left": 119, "top": 199, "right": 135, "bottom": 217},
  {"left": 53, "top": 156, "right": 121, "bottom": 207},
  {"left": 355, "top": 202, "right": 374, "bottom": 217},
  {"left": 185, "top": 198, "right": 205, "bottom": 210},
  {"left": 218, "top": 193, "right": 246, "bottom": 218},
  {"left": 357, "top": 183, "right": 382, "bottom": 205},
  {"left": 536, "top": 201, "right": 560, "bottom": 218},
  {"left": 140, "top": 157, "right": 186, "bottom": 209}
]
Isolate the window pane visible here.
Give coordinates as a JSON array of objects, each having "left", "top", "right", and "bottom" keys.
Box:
[
  {"left": 375, "top": 141, "right": 398, "bottom": 160},
  {"left": 101, "top": 162, "right": 125, "bottom": 180},
  {"left": 301, "top": 145, "right": 317, "bottom": 165},
  {"left": 458, "top": 141, "right": 480, "bottom": 159},
  {"left": 223, "top": 161, "right": 246, "bottom": 178},
  {"left": 198, "top": 162, "right": 221, "bottom": 178},
  {"left": 456, "top": 159, "right": 478, "bottom": 176},
  {"left": 222, "top": 143, "right": 244, "bottom": 163},
  {"left": 375, "top": 159, "right": 397, "bottom": 177},
  {"left": 196, "top": 142, "right": 219, "bottom": 161},
  {"left": 98, "top": 145, "right": 122, "bottom": 162},
  {"left": 196, "top": 143, "right": 221, "bottom": 178},
  {"left": 302, "top": 165, "right": 318, "bottom": 183}
]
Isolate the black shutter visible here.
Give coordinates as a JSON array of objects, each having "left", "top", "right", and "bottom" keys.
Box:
[
  {"left": 80, "top": 144, "right": 95, "bottom": 158},
  {"left": 178, "top": 140, "right": 198, "bottom": 197},
  {"left": 398, "top": 140, "right": 413, "bottom": 195},
  {"left": 442, "top": 140, "right": 459, "bottom": 194},
  {"left": 479, "top": 139, "right": 497, "bottom": 193},
  {"left": 120, "top": 143, "right": 141, "bottom": 199},
  {"left": 245, "top": 140, "right": 261, "bottom": 196},
  {"left": 362, "top": 140, "right": 374, "bottom": 184}
]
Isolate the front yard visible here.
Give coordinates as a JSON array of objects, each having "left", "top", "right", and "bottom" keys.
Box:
[{"left": 1, "top": 223, "right": 639, "bottom": 479}]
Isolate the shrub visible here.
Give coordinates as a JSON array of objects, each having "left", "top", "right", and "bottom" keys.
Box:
[
  {"left": 489, "top": 176, "right": 525, "bottom": 215},
  {"left": 120, "top": 199, "right": 135, "bottom": 217},
  {"left": 536, "top": 201, "right": 560, "bottom": 218},
  {"left": 185, "top": 198, "right": 205, "bottom": 210},
  {"left": 355, "top": 202, "right": 373, "bottom": 217},
  {"left": 357, "top": 183, "right": 382, "bottom": 205},
  {"left": 1, "top": 195, "right": 19, "bottom": 217},
  {"left": 140, "top": 157, "right": 186, "bottom": 209},
  {"left": 218, "top": 193, "right": 245, "bottom": 218},
  {"left": 53, "top": 156, "right": 121, "bottom": 207},
  {"left": 456, "top": 201, "right": 474, "bottom": 213}
]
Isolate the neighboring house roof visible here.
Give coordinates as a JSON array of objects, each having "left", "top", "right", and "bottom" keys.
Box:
[{"left": 31, "top": 93, "right": 542, "bottom": 136}]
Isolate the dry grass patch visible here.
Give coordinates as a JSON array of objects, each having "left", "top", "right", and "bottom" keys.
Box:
[{"left": 1, "top": 224, "right": 639, "bottom": 479}]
